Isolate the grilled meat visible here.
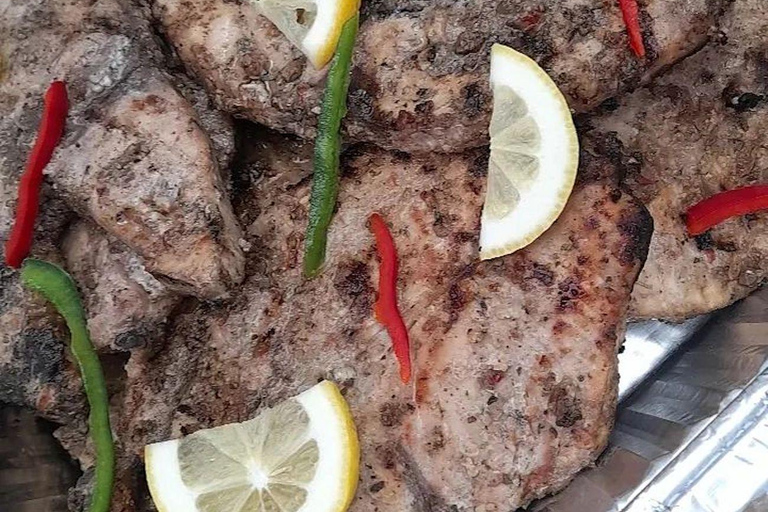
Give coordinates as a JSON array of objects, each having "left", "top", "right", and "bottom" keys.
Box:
[
  {"left": 0, "top": 210, "right": 178, "bottom": 414},
  {"left": 0, "top": 196, "right": 83, "bottom": 425},
  {"left": 5, "top": 0, "right": 760, "bottom": 510},
  {"left": 150, "top": 0, "right": 725, "bottom": 153},
  {"left": 587, "top": 0, "right": 768, "bottom": 320},
  {"left": 47, "top": 67, "right": 244, "bottom": 298},
  {"left": 0, "top": 0, "right": 244, "bottom": 299},
  {"left": 61, "top": 220, "right": 180, "bottom": 353},
  {"left": 108, "top": 146, "right": 651, "bottom": 510},
  {"left": 0, "top": 217, "right": 179, "bottom": 511},
  {"left": 0, "top": 0, "right": 234, "bottom": 490}
]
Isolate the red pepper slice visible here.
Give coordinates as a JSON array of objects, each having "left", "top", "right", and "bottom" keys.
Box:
[
  {"left": 4, "top": 81, "right": 68, "bottom": 268},
  {"left": 369, "top": 213, "right": 412, "bottom": 384},
  {"left": 618, "top": 0, "right": 646, "bottom": 58},
  {"left": 686, "top": 185, "right": 768, "bottom": 236}
]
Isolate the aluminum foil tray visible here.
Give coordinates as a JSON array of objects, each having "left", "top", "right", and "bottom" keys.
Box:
[{"left": 534, "top": 287, "right": 768, "bottom": 512}]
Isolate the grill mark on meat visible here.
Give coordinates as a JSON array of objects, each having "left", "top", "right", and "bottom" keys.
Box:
[
  {"left": 549, "top": 381, "right": 584, "bottom": 428},
  {"left": 333, "top": 259, "right": 375, "bottom": 322},
  {"left": 576, "top": 138, "right": 628, "bottom": 184},
  {"left": 556, "top": 277, "right": 585, "bottom": 312},
  {"left": 468, "top": 151, "right": 489, "bottom": 180},
  {"left": 380, "top": 401, "right": 416, "bottom": 427},
  {"left": 419, "top": 189, "right": 458, "bottom": 239},
  {"left": 462, "top": 82, "right": 488, "bottom": 118},
  {"left": 584, "top": 216, "right": 600, "bottom": 230},
  {"left": 599, "top": 325, "right": 619, "bottom": 353},
  {"left": 713, "top": 238, "right": 739, "bottom": 252},
  {"left": 415, "top": 369, "right": 431, "bottom": 405},
  {"left": 446, "top": 282, "right": 469, "bottom": 330},
  {"left": 381, "top": 443, "right": 453, "bottom": 512},
  {"left": 750, "top": 46, "right": 768, "bottom": 88},
  {"left": 420, "top": 163, "right": 437, "bottom": 174},
  {"left": 392, "top": 150, "right": 412, "bottom": 163},
  {"left": 129, "top": 93, "right": 166, "bottom": 113},
  {"left": 638, "top": 5, "right": 659, "bottom": 62},
  {"left": 618, "top": 206, "right": 654, "bottom": 266},
  {"left": 529, "top": 263, "right": 555, "bottom": 287},
  {"left": 723, "top": 89, "right": 764, "bottom": 112},
  {"left": 251, "top": 327, "right": 275, "bottom": 359},
  {"left": 362, "top": 0, "right": 430, "bottom": 18},
  {"left": 451, "top": 231, "right": 475, "bottom": 247},
  {"left": 442, "top": 263, "right": 479, "bottom": 331},
  {"left": 425, "top": 426, "right": 446, "bottom": 455},
  {"left": 552, "top": 319, "right": 571, "bottom": 336},
  {"left": 693, "top": 232, "right": 716, "bottom": 250},
  {"left": 347, "top": 68, "right": 381, "bottom": 121},
  {"left": 369, "top": 480, "right": 386, "bottom": 493},
  {"left": 114, "top": 326, "right": 152, "bottom": 351},
  {"left": 0, "top": 330, "right": 65, "bottom": 406}
]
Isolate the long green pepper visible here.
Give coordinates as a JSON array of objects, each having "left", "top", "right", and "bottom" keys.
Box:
[
  {"left": 21, "top": 259, "right": 115, "bottom": 512},
  {"left": 303, "top": 14, "right": 360, "bottom": 278}
]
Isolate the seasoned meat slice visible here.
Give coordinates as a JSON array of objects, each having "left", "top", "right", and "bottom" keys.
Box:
[
  {"left": 47, "top": 67, "right": 244, "bottom": 298},
  {"left": 0, "top": 204, "right": 179, "bottom": 414},
  {"left": 587, "top": 0, "right": 768, "bottom": 320},
  {"left": 0, "top": 216, "right": 182, "bottom": 512},
  {"left": 62, "top": 220, "right": 180, "bottom": 353},
  {"left": 151, "top": 0, "right": 725, "bottom": 152},
  {"left": 0, "top": 197, "right": 84, "bottom": 425},
  {"left": 110, "top": 148, "right": 650, "bottom": 511},
  {"left": 0, "top": 0, "right": 244, "bottom": 299}
]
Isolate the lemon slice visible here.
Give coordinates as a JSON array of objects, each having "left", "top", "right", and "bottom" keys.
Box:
[
  {"left": 249, "top": 0, "right": 360, "bottom": 68},
  {"left": 479, "top": 44, "right": 579, "bottom": 260},
  {"left": 145, "top": 381, "right": 359, "bottom": 512}
]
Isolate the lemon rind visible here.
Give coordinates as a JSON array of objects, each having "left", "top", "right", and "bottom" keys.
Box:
[
  {"left": 302, "top": 0, "right": 360, "bottom": 68},
  {"left": 296, "top": 380, "right": 360, "bottom": 512},
  {"left": 145, "top": 440, "right": 198, "bottom": 512}
]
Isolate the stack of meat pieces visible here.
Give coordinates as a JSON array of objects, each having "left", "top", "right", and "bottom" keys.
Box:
[{"left": 0, "top": 0, "right": 765, "bottom": 510}]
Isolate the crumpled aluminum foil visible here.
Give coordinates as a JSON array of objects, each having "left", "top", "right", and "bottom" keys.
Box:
[{"left": 533, "top": 287, "right": 768, "bottom": 512}]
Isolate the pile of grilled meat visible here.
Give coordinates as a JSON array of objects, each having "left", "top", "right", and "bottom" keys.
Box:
[{"left": 1, "top": 0, "right": 765, "bottom": 510}]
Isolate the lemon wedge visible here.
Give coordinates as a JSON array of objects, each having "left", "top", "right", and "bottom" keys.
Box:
[
  {"left": 145, "top": 381, "right": 359, "bottom": 512},
  {"left": 249, "top": 0, "right": 360, "bottom": 68},
  {"left": 479, "top": 44, "right": 579, "bottom": 260}
]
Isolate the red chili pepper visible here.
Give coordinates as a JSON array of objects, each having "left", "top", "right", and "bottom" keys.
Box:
[
  {"left": 369, "top": 213, "right": 412, "bottom": 384},
  {"left": 4, "top": 81, "right": 68, "bottom": 268},
  {"left": 618, "top": 0, "right": 646, "bottom": 58},
  {"left": 686, "top": 185, "right": 768, "bottom": 236}
]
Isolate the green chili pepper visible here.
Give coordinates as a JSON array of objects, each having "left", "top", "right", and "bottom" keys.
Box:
[
  {"left": 303, "top": 14, "right": 360, "bottom": 278},
  {"left": 21, "top": 259, "right": 114, "bottom": 512}
]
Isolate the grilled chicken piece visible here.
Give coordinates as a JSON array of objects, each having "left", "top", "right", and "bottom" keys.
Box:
[
  {"left": 62, "top": 220, "right": 180, "bottom": 353},
  {"left": 587, "top": 0, "right": 767, "bottom": 320},
  {"left": 0, "top": 213, "right": 182, "bottom": 512},
  {"left": 0, "top": 203, "right": 181, "bottom": 509},
  {"left": 0, "top": 202, "right": 178, "bottom": 409},
  {"left": 0, "top": 0, "right": 244, "bottom": 299},
  {"left": 0, "top": 196, "right": 83, "bottom": 425},
  {"left": 151, "top": 0, "right": 725, "bottom": 152},
  {"left": 109, "top": 147, "right": 651, "bottom": 511},
  {"left": 47, "top": 67, "right": 244, "bottom": 298}
]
